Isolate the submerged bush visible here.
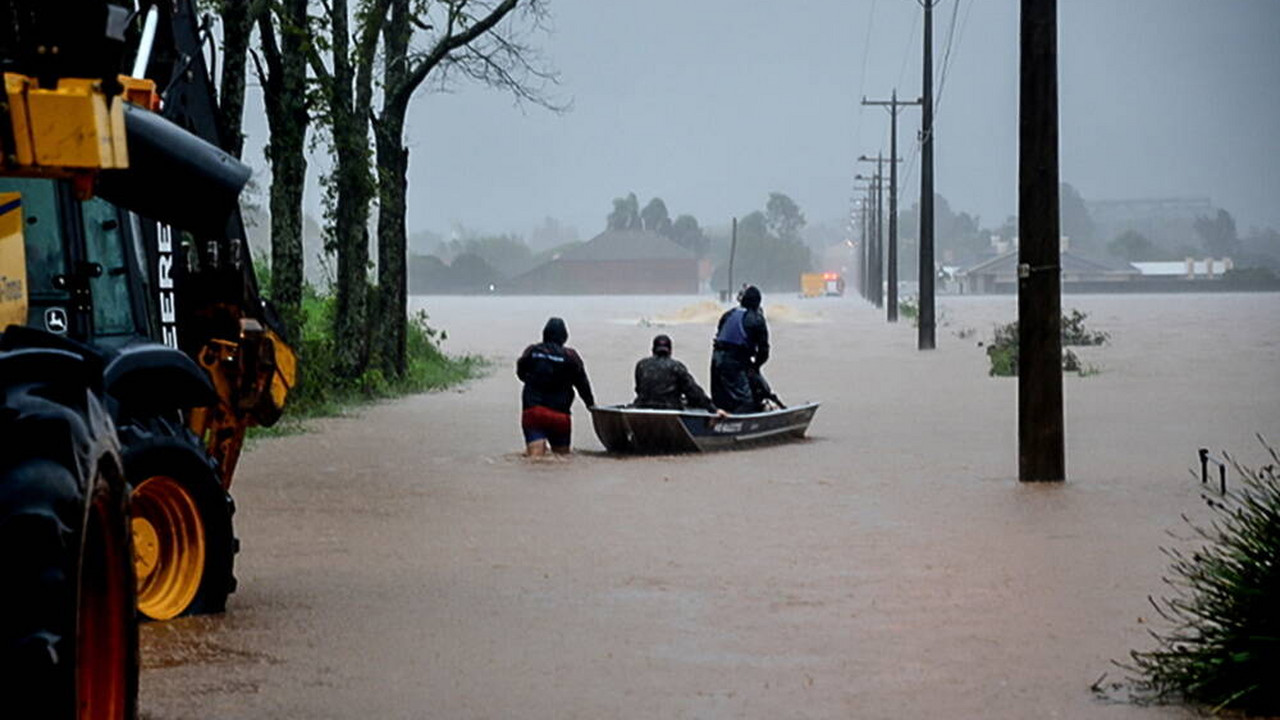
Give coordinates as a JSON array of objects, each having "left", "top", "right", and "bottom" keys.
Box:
[
  {"left": 985, "top": 309, "right": 1106, "bottom": 377},
  {"left": 898, "top": 297, "right": 919, "bottom": 323},
  {"left": 1061, "top": 308, "right": 1110, "bottom": 346},
  {"left": 1126, "top": 441, "right": 1280, "bottom": 714}
]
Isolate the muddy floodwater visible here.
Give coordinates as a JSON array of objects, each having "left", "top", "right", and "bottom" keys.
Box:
[{"left": 140, "top": 292, "right": 1280, "bottom": 719}]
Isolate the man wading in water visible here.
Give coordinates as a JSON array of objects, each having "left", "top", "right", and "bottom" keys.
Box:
[
  {"left": 711, "top": 285, "right": 770, "bottom": 414},
  {"left": 516, "top": 317, "right": 595, "bottom": 456}
]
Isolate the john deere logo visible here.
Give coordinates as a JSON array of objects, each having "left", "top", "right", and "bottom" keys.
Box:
[{"left": 44, "top": 307, "right": 67, "bottom": 334}]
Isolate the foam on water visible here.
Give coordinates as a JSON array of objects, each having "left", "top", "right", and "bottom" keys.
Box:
[{"left": 638, "top": 300, "right": 824, "bottom": 326}]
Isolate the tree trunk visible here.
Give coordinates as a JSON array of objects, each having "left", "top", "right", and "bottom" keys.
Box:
[
  {"left": 374, "top": 119, "right": 408, "bottom": 377},
  {"left": 216, "top": 0, "right": 253, "bottom": 159},
  {"left": 329, "top": 0, "right": 372, "bottom": 376},
  {"left": 373, "top": 0, "right": 411, "bottom": 377},
  {"left": 257, "top": 0, "right": 308, "bottom": 332}
]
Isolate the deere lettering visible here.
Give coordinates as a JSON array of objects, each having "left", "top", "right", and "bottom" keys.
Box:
[{"left": 157, "top": 223, "right": 178, "bottom": 348}]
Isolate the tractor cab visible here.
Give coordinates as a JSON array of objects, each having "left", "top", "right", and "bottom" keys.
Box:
[{"left": 0, "top": 176, "right": 153, "bottom": 349}]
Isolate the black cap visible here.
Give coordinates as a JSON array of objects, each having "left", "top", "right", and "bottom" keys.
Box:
[{"left": 652, "top": 334, "right": 672, "bottom": 355}]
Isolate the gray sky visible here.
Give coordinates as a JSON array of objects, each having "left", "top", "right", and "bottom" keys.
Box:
[{"left": 243, "top": 0, "right": 1280, "bottom": 240}]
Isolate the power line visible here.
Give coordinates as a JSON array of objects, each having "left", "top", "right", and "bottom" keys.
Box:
[
  {"left": 849, "top": 0, "right": 879, "bottom": 244},
  {"left": 853, "top": 0, "right": 879, "bottom": 156},
  {"left": 934, "top": 0, "right": 967, "bottom": 115},
  {"left": 895, "top": 8, "right": 920, "bottom": 91}
]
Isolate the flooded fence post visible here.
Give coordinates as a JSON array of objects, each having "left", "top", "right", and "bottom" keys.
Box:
[{"left": 1198, "top": 447, "right": 1228, "bottom": 494}]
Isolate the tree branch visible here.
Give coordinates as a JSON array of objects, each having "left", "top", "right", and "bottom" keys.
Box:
[{"left": 396, "top": 0, "right": 519, "bottom": 109}]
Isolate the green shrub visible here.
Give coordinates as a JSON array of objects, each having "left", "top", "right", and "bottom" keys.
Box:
[
  {"left": 985, "top": 309, "right": 1107, "bottom": 377},
  {"left": 1125, "top": 442, "right": 1280, "bottom": 714},
  {"left": 1062, "top": 309, "right": 1110, "bottom": 346},
  {"left": 265, "top": 286, "right": 485, "bottom": 427},
  {"left": 898, "top": 297, "right": 919, "bottom": 323}
]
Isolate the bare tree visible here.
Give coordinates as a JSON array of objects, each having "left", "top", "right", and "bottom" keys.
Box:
[{"left": 372, "top": 0, "right": 562, "bottom": 376}]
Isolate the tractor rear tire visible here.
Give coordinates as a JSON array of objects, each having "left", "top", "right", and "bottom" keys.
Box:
[
  {"left": 120, "top": 418, "right": 237, "bottom": 620},
  {"left": 1, "top": 385, "right": 138, "bottom": 719}
]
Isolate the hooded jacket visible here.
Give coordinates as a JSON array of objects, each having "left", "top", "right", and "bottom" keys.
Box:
[{"left": 516, "top": 317, "right": 595, "bottom": 413}]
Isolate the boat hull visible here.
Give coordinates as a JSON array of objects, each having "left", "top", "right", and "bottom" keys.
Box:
[{"left": 589, "top": 403, "right": 819, "bottom": 454}]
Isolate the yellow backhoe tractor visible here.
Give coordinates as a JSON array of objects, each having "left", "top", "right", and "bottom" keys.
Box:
[{"left": 0, "top": 1, "right": 294, "bottom": 716}]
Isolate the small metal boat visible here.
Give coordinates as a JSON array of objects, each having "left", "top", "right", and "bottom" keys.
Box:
[{"left": 589, "top": 402, "right": 820, "bottom": 454}]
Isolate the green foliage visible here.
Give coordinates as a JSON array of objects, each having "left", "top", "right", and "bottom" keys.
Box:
[
  {"left": 1194, "top": 209, "right": 1240, "bottom": 257},
  {"left": 986, "top": 321, "right": 1020, "bottom": 377},
  {"left": 898, "top": 297, "right": 919, "bottom": 322},
  {"left": 641, "top": 197, "right": 672, "bottom": 237},
  {"left": 711, "top": 205, "right": 812, "bottom": 292},
  {"left": 897, "top": 193, "right": 987, "bottom": 270},
  {"left": 254, "top": 257, "right": 273, "bottom": 297},
  {"left": 435, "top": 233, "right": 533, "bottom": 279},
  {"left": 896, "top": 296, "right": 949, "bottom": 329},
  {"left": 607, "top": 192, "right": 642, "bottom": 231},
  {"left": 1061, "top": 309, "right": 1110, "bottom": 346},
  {"left": 1125, "top": 442, "right": 1280, "bottom": 715},
  {"left": 267, "top": 286, "right": 485, "bottom": 427},
  {"left": 984, "top": 309, "right": 1108, "bottom": 377},
  {"left": 765, "top": 192, "right": 806, "bottom": 242},
  {"left": 670, "top": 214, "right": 709, "bottom": 258}
]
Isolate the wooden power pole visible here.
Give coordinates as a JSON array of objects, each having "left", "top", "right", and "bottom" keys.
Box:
[
  {"left": 918, "top": 0, "right": 939, "bottom": 350},
  {"left": 1018, "top": 0, "right": 1065, "bottom": 481},
  {"left": 727, "top": 216, "right": 738, "bottom": 301},
  {"left": 863, "top": 91, "right": 921, "bottom": 323}
]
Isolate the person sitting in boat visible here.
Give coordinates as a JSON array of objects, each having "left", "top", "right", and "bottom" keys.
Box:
[
  {"left": 711, "top": 285, "right": 770, "bottom": 414},
  {"left": 516, "top": 317, "right": 595, "bottom": 456},
  {"left": 633, "top": 334, "right": 725, "bottom": 414}
]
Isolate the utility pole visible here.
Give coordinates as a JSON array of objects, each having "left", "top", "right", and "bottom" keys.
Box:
[
  {"left": 863, "top": 90, "right": 921, "bottom": 323},
  {"left": 856, "top": 161, "right": 885, "bottom": 308},
  {"left": 858, "top": 189, "right": 873, "bottom": 303},
  {"left": 875, "top": 152, "right": 884, "bottom": 310},
  {"left": 855, "top": 172, "right": 879, "bottom": 306},
  {"left": 726, "top": 216, "right": 738, "bottom": 301},
  {"left": 855, "top": 180, "right": 874, "bottom": 304},
  {"left": 860, "top": 194, "right": 870, "bottom": 298},
  {"left": 918, "top": 0, "right": 940, "bottom": 349},
  {"left": 1018, "top": 0, "right": 1064, "bottom": 481}
]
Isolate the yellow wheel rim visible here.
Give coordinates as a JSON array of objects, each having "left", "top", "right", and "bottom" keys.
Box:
[{"left": 131, "top": 476, "right": 205, "bottom": 620}]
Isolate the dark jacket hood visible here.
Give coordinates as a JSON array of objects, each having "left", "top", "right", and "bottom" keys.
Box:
[
  {"left": 740, "top": 285, "right": 762, "bottom": 310},
  {"left": 543, "top": 317, "right": 568, "bottom": 344}
]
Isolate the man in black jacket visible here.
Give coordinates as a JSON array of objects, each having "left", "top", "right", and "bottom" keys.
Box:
[
  {"left": 710, "top": 285, "right": 770, "bottom": 413},
  {"left": 516, "top": 317, "right": 595, "bottom": 456},
  {"left": 633, "top": 334, "right": 722, "bottom": 413}
]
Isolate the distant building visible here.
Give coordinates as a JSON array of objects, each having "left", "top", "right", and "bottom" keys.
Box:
[
  {"left": 505, "top": 229, "right": 698, "bottom": 294},
  {"left": 957, "top": 249, "right": 1138, "bottom": 294},
  {"left": 1131, "top": 258, "right": 1233, "bottom": 278},
  {"left": 957, "top": 249, "right": 1248, "bottom": 294}
]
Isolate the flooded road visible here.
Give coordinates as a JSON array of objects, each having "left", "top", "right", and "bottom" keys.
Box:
[{"left": 140, "top": 292, "right": 1279, "bottom": 719}]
